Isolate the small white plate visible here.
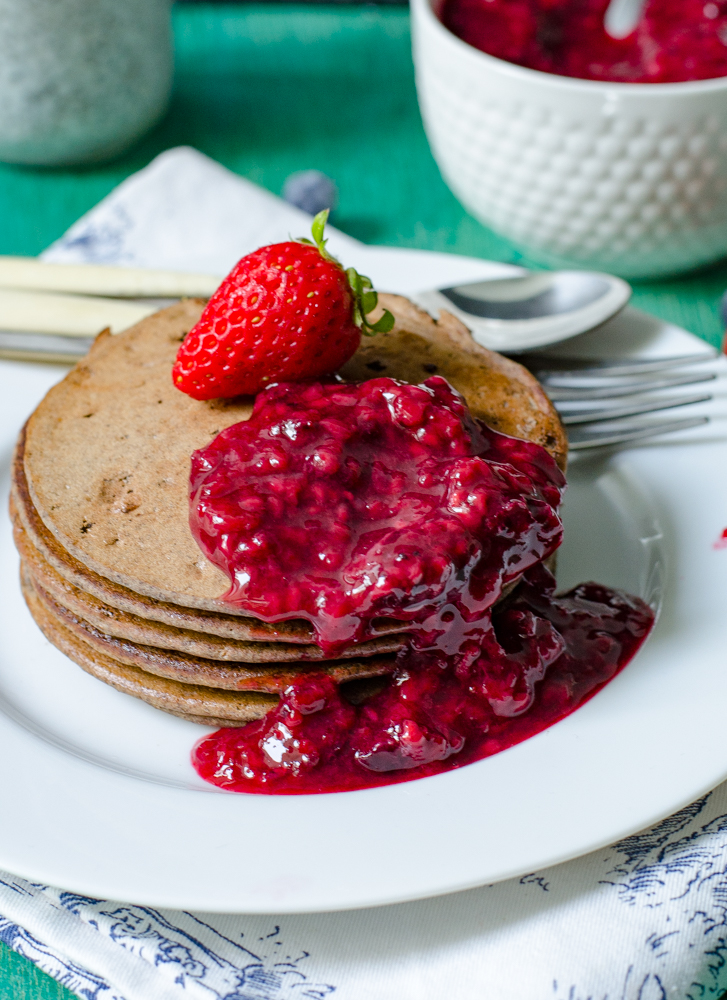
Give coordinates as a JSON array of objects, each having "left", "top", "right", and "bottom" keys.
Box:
[{"left": 0, "top": 248, "right": 726, "bottom": 914}]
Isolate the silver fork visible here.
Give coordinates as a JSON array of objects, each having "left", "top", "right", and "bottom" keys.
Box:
[
  {"left": 523, "top": 352, "right": 719, "bottom": 450},
  {"left": 1, "top": 333, "right": 719, "bottom": 451}
]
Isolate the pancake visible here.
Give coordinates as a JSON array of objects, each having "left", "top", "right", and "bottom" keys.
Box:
[
  {"left": 11, "top": 426, "right": 322, "bottom": 642},
  {"left": 21, "top": 296, "right": 567, "bottom": 615},
  {"left": 24, "top": 565, "right": 397, "bottom": 691},
  {"left": 21, "top": 569, "right": 277, "bottom": 725},
  {"left": 14, "top": 293, "right": 567, "bottom": 723},
  {"left": 13, "top": 514, "right": 405, "bottom": 663},
  {"left": 13, "top": 439, "right": 407, "bottom": 649}
]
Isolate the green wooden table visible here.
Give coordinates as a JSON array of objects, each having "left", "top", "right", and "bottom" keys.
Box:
[{"left": 1, "top": 4, "right": 726, "bottom": 996}]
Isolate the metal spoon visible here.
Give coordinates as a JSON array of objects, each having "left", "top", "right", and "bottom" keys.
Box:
[
  {"left": 413, "top": 270, "right": 632, "bottom": 353},
  {"left": 604, "top": 0, "right": 646, "bottom": 39}
]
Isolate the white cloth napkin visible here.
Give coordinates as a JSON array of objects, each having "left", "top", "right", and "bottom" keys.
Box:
[
  {"left": 4, "top": 145, "right": 727, "bottom": 1000},
  {"left": 41, "top": 145, "right": 363, "bottom": 273}
]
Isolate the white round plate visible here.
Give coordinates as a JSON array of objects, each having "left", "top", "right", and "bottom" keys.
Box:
[{"left": 1, "top": 248, "right": 726, "bottom": 914}]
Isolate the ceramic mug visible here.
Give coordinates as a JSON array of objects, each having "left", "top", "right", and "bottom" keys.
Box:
[
  {"left": 0, "top": 0, "right": 173, "bottom": 166},
  {"left": 412, "top": 0, "right": 727, "bottom": 279}
]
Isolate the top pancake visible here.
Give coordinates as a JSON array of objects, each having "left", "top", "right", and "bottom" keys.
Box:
[{"left": 22, "top": 294, "right": 566, "bottom": 614}]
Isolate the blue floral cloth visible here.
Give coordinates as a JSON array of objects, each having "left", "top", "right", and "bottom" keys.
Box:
[{"left": 3, "top": 781, "right": 727, "bottom": 999}]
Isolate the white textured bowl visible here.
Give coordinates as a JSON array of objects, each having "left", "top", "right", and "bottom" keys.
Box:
[{"left": 412, "top": 0, "right": 727, "bottom": 278}]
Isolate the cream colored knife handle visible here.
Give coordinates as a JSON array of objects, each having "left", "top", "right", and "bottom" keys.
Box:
[
  {"left": 0, "top": 288, "right": 158, "bottom": 336},
  {"left": 0, "top": 256, "right": 221, "bottom": 299}
]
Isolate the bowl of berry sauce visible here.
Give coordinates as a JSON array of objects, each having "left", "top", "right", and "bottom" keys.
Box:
[{"left": 411, "top": 0, "right": 727, "bottom": 278}]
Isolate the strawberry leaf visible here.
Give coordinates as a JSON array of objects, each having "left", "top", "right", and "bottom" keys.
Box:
[
  {"left": 299, "top": 211, "right": 393, "bottom": 337},
  {"left": 311, "top": 209, "right": 329, "bottom": 249},
  {"left": 364, "top": 308, "right": 395, "bottom": 335}
]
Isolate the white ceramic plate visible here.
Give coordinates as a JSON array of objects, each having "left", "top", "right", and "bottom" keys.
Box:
[{"left": 1, "top": 248, "right": 726, "bottom": 915}]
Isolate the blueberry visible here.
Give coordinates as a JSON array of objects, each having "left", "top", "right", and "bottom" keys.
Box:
[{"left": 283, "top": 171, "right": 338, "bottom": 216}]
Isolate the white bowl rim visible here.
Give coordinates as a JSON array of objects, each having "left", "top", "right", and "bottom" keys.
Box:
[{"left": 414, "top": 0, "right": 727, "bottom": 96}]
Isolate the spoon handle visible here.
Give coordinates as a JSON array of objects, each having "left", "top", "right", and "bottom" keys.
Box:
[
  {"left": 604, "top": 0, "right": 645, "bottom": 39},
  {"left": 0, "top": 288, "right": 156, "bottom": 337},
  {"left": 0, "top": 256, "right": 221, "bottom": 300}
]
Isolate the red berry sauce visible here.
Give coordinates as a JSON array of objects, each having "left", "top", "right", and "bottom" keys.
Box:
[
  {"left": 441, "top": 0, "right": 727, "bottom": 83},
  {"left": 190, "top": 376, "right": 654, "bottom": 794}
]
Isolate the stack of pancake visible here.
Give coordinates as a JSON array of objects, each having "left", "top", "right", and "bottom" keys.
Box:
[{"left": 10, "top": 295, "right": 566, "bottom": 727}]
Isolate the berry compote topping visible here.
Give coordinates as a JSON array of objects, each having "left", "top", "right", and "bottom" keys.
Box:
[
  {"left": 441, "top": 0, "right": 727, "bottom": 83},
  {"left": 189, "top": 375, "right": 654, "bottom": 794},
  {"left": 190, "top": 376, "right": 564, "bottom": 655},
  {"left": 193, "top": 565, "right": 653, "bottom": 793}
]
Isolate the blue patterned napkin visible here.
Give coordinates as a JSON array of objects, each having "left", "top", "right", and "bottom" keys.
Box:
[
  {"left": 2, "top": 782, "right": 727, "bottom": 999},
  {"left": 3, "top": 146, "right": 726, "bottom": 1000}
]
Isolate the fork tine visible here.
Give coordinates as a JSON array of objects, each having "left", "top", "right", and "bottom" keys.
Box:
[
  {"left": 546, "top": 370, "right": 717, "bottom": 401},
  {"left": 558, "top": 392, "right": 713, "bottom": 426},
  {"left": 523, "top": 349, "right": 719, "bottom": 449},
  {"left": 525, "top": 352, "right": 717, "bottom": 378},
  {"left": 568, "top": 415, "right": 709, "bottom": 450}
]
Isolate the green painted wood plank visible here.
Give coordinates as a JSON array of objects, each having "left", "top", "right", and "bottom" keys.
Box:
[
  {"left": 0, "top": 941, "right": 75, "bottom": 1000},
  {"left": 2, "top": 4, "right": 724, "bottom": 346}
]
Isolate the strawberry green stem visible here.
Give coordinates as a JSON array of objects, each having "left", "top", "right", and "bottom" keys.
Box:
[{"left": 301, "top": 210, "right": 394, "bottom": 337}]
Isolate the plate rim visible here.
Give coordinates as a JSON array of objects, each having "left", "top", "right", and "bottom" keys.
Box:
[{"left": 0, "top": 246, "right": 725, "bottom": 914}]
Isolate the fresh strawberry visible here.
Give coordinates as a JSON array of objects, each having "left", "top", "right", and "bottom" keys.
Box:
[{"left": 173, "top": 211, "right": 393, "bottom": 401}]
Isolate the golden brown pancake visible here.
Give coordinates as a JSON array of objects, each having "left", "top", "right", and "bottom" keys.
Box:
[
  {"left": 11, "top": 442, "right": 320, "bottom": 641},
  {"left": 21, "top": 570, "right": 276, "bottom": 725},
  {"left": 21, "top": 297, "right": 566, "bottom": 614},
  {"left": 14, "top": 294, "right": 566, "bottom": 723},
  {"left": 24, "top": 565, "right": 397, "bottom": 691},
  {"left": 13, "top": 514, "right": 405, "bottom": 663},
  {"left": 15, "top": 438, "right": 410, "bottom": 650}
]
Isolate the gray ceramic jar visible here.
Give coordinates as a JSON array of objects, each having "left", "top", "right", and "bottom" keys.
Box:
[{"left": 0, "top": 0, "right": 173, "bottom": 165}]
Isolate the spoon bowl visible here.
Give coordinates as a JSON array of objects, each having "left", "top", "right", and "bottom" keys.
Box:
[{"left": 413, "top": 270, "right": 631, "bottom": 352}]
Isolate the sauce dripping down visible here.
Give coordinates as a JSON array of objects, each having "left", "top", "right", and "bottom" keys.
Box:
[{"left": 189, "top": 376, "right": 654, "bottom": 794}]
